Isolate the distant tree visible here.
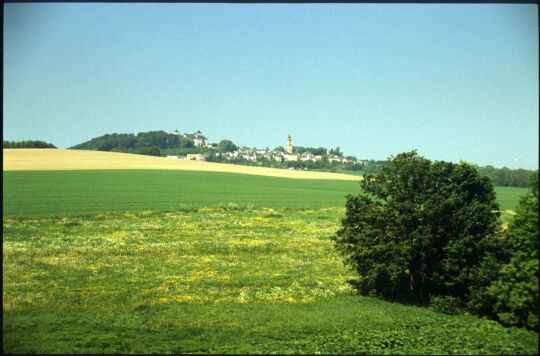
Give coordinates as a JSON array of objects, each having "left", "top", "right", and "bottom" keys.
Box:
[
  {"left": 180, "top": 137, "right": 195, "bottom": 148},
  {"left": 166, "top": 134, "right": 181, "bottom": 148},
  {"left": 333, "top": 151, "right": 502, "bottom": 307},
  {"left": 487, "top": 172, "right": 538, "bottom": 330},
  {"left": 329, "top": 147, "right": 343, "bottom": 157},
  {"left": 475, "top": 165, "right": 535, "bottom": 188},
  {"left": 3, "top": 140, "right": 56, "bottom": 148},
  {"left": 218, "top": 139, "right": 238, "bottom": 152},
  {"left": 362, "top": 160, "right": 389, "bottom": 174},
  {"left": 311, "top": 147, "right": 327, "bottom": 156},
  {"left": 136, "top": 146, "right": 161, "bottom": 157}
]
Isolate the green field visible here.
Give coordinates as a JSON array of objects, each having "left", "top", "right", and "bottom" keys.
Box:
[
  {"left": 3, "top": 170, "right": 361, "bottom": 217},
  {"left": 2, "top": 170, "right": 527, "bottom": 217},
  {"left": 3, "top": 169, "right": 535, "bottom": 353},
  {"left": 3, "top": 207, "right": 537, "bottom": 354}
]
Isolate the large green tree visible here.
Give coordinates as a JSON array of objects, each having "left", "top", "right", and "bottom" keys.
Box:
[
  {"left": 487, "top": 172, "right": 538, "bottom": 330},
  {"left": 333, "top": 151, "right": 503, "bottom": 305},
  {"left": 218, "top": 139, "right": 238, "bottom": 152}
]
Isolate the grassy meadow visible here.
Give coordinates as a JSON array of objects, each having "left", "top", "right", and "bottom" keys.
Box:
[
  {"left": 3, "top": 207, "right": 537, "bottom": 354},
  {"left": 3, "top": 165, "right": 535, "bottom": 354},
  {"left": 2, "top": 169, "right": 526, "bottom": 218}
]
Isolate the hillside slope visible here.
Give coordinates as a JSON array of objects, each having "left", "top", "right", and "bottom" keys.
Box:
[{"left": 3, "top": 149, "right": 360, "bottom": 181}]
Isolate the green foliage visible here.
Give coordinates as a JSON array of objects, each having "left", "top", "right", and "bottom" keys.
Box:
[
  {"left": 136, "top": 146, "right": 161, "bottom": 156},
  {"left": 218, "top": 139, "right": 238, "bottom": 152},
  {"left": 328, "top": 147, "right": 343, "bottom": 157},
  {"left": 487, "top": 172, "right": 539, "bottom": 330},
  {"left": 70, "top": 131, "right": 183, "bottom": 156},
  {"left": 179, "top": 137, "right": 194, "bottom": 148},
  {"left": 476, "top": 165, "right": 537, "bottom": 188},
  {"left": 334, "top": 151, "right": 504, "bottom": 307},
  {"left": 3, "top": 140, "right": 56, "bottom": 148},
  {"left": 359, "top": 159, "right": 390, "bottom": 174},
  {"left": 3, "top": 208, "right": 537, "bottom": 354},
  {"left": 429, "top": 295, "right": 465, "bottom": 315},
  {"left": 293, "top": 146, "right": 327, "bottom": 156}
]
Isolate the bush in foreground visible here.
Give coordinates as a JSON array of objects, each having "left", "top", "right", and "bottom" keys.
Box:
[
  {"left": 333, "top": 151, "right": 508, "bottom": 311},
  {"left": 487, "top": 172, "right": 538, "bottom": 330}
]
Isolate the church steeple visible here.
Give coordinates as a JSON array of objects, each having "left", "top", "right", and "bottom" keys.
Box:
[{"left": 286, "top": 134, "right": 293, "bottom": 154}]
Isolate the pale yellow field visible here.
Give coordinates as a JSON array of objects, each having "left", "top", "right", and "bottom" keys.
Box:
[{"left": 3, "top": 149, "right": 361, "bottom": 181}]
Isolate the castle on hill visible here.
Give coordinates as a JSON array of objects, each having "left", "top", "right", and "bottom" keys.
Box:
[{"left": 172, "top": 129, "right": 209, "bottom": 147}]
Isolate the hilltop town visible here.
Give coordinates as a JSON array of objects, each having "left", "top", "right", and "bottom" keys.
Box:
[
  {"left": 168, "top": 130, "right": 364, "bottom": 167},
  {"left": 68, "top": 129, "right": 386, "bottom": 172}
]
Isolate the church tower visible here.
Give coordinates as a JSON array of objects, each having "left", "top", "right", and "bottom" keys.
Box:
[{"left": 286, "top": 134, "right": 293, "bottom": 154}]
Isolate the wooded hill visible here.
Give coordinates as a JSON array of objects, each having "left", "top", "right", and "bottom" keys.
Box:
[{"left": 68, "top": 131, "right": 536, "bottom": 187}]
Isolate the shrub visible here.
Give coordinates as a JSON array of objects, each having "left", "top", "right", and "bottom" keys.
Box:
[
  {"left": 487, "top": 172, "right": 538, "bottom": 330},
  {"left": 429, "top": 295, "right": 464, "bottom": 315},
  {"left": 333, "top": 151, "right": 504, "bottom": 308}
]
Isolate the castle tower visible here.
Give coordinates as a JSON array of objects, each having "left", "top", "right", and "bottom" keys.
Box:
[{"left": 286, "top": 134, "right": 293, "bottom": 154}]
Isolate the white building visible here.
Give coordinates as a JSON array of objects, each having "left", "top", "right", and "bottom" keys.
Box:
[
  {"left": 185, "top": 153, "right": 205, "bottom": 161},
  {"left": 182, "top": 130, "right": 209, "bottom": 147},
  {"left": 328, "top": 155, "right": 343, "bottom": 163},
  {"left": 284, "top": 153, "right": 298, "bottom": 162},
  {"left": 300, "top": 152, "right": 314, "bottom": 162}
]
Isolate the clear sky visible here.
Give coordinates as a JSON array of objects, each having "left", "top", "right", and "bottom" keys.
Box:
[{"left": 3, "top": 3, "right": 539, "bottom": 169}]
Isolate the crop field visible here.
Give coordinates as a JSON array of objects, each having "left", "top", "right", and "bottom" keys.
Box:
[
  {"left": 3, "top": 150, "right": 534, "bottom": 354},
  {"left": 3, "top": 207, "right": 537, "bottom": 354},
  {"left": 2, "top": 170, "right": 362, "bottom": 217},
  {"left": 3, "top": 149, "right": 361, "bottom": 180},
  {"left": 2, "top": 170, "right": 526, "bottom": 218}
]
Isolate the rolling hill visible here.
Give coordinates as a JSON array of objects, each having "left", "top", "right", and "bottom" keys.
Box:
[{"left": 3, "top": 149, "right": 361, "bottom": 181}]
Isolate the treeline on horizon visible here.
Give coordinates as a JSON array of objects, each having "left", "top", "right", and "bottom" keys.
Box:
[
  {"left": 3, "top": 140, "right": 56, "bottom": 149},
  {"left": 68, "top": 131, "right": 537, "bottom": 187},
  {"left": 474, "top": 165, "right": 535, "bottom": 188}
]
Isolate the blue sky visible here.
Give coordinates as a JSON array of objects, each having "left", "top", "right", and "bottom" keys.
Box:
[{"left": 3, "top": 3, "right": 538, "bottom": 169}]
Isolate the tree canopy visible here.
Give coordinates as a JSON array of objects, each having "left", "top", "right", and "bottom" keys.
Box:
[
  {"left": 333, "top": 151, "right": 503, "bottom": 305},
  {"left": 487, "top": 172, "right": 538, "bottom": 330},
  {"left": 475, "top": 165, "right": 536, "bottom": 188},
  {"left": 218, "top": 139, "right": 238, "bottom": 152},
  {"left": 3, "top": 140, "right": 56, "bottom": 148}
]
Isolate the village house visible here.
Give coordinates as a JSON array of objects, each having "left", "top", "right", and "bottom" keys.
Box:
[
  {"left": 300, "top": 152, "right": 314, "bottom": 162},
  {"left": 284, "top": 153, "right": 298, "bottom": 162},
  {"left": 175, "top": 133, "right": 361, "bottom": 166},
  {"left": 241, "top": 152, "right": 257, "bottom": 161},
  {"left": 185, "top": 153, "right": 205, "bottom": 161},
  {"left": 272, "top": 151, "right": 284, "bottom": 162},
  {"left": 328, "top": 155, "right": 344, "bottom": 163}
]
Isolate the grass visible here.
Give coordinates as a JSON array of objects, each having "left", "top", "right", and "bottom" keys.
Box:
[
  {"left": 3, "top": 170, "right": 360, "bottom": 217},
  {"left": 2, "top": 170, "right": 527, "bottom": 218},
  {"left": 3, "top": 208, "right": 537, "bottom": 354},
  {"left": 494, "top": 186, "right": 529, "bottom": 211}
]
